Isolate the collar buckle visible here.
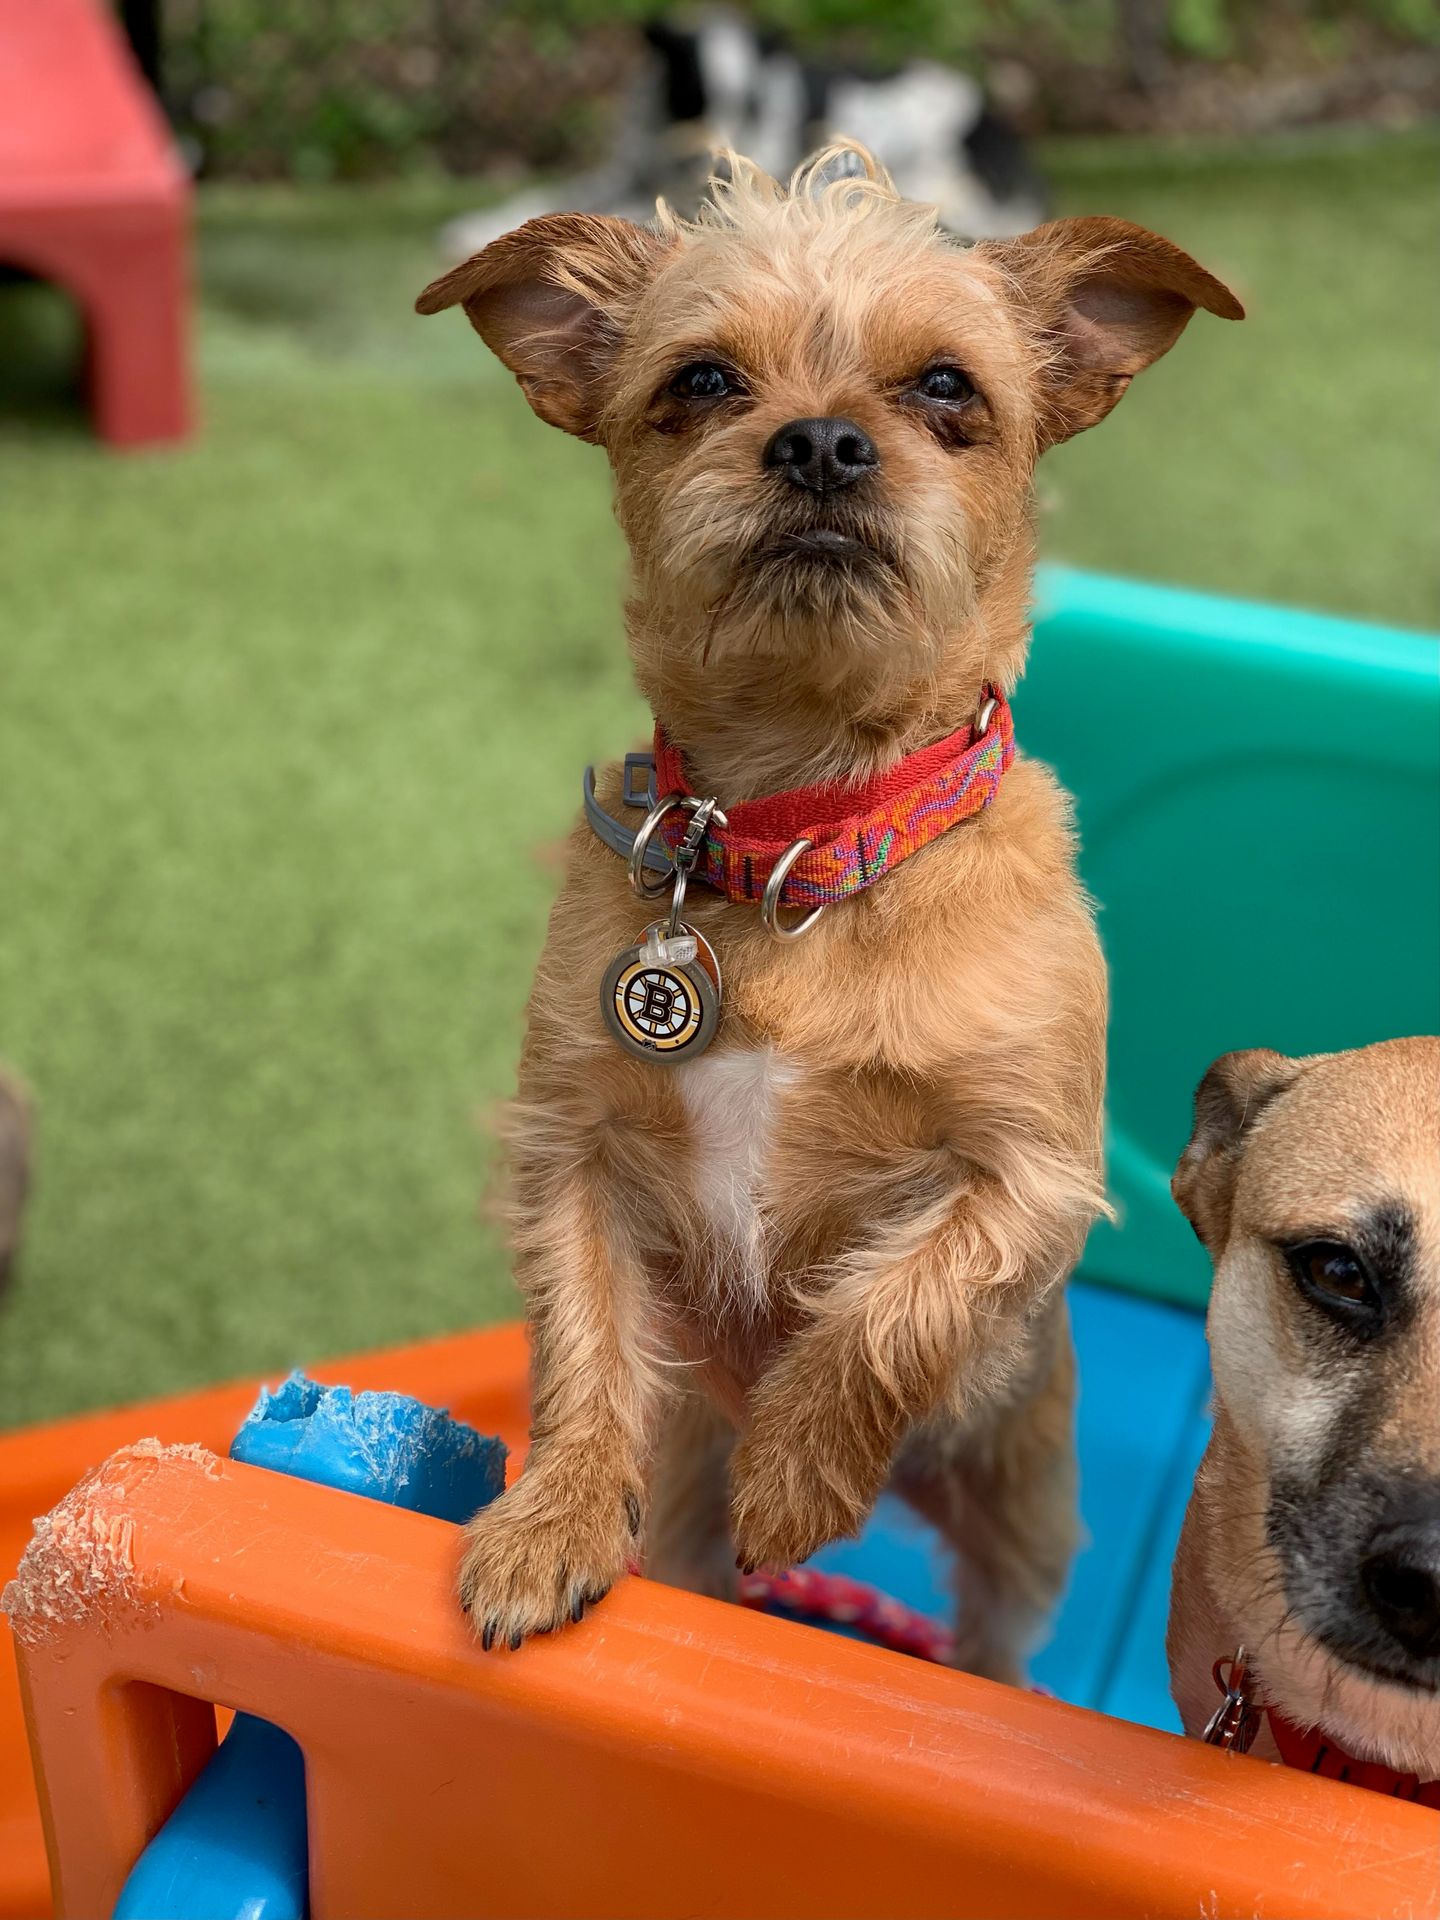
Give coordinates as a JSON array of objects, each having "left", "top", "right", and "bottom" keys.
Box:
[
  {"left": 627, "top": 791, "right": 728, "bottom": 901},
  {"left": 673, "top": 796, "right": 720, "bottom": 877}
]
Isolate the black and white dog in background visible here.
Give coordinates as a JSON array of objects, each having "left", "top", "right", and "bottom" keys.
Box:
[{"left": 441, "top": 8, "right": 1047, "bottom": 259}]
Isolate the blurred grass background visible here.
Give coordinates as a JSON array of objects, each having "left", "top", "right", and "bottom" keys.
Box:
[{"left": 1, "top": 127, "right": 1436, "bottom": 1426}]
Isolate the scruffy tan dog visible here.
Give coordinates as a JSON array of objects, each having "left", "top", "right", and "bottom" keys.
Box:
[
  {"left": 1170, "top": 1038, "right": 1440, "bottom": 1798},
  {"left": 418, "top": 148, "right": 1241, "bottom": 1664}
]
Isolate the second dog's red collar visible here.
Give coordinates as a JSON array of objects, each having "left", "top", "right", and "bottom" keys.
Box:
[
  {"left": 1207, "top": 1648, "right": 1440, "bottom": 1808},
  {"left": 1267, "top": 1704, "right": 1440, "bottom": 1807},
  {"left": 650, "top": 689, "right": 1014, "bottom": 912}
]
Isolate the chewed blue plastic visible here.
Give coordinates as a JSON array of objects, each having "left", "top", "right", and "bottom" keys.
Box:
[
  {"left": 112, "top": 1378, "right": 505, "bottom": 1920},
  {"left": 231, "top": 1372, "right": 506, "bottom": 1523}
]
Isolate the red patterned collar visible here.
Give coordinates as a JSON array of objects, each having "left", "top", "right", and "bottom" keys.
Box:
[
  {"left": 1267, "top": 1705, "right": 1440, "bottom": 1808},
  {"left": 1207, "top": 1650, "right": 1440, "bottom": 1808},
  {"left": 650, "top": 689, "right": 1014, "bottom": 915}
]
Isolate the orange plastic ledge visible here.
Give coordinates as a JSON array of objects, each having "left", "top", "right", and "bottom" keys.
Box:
[{"left": 3, "top": 1325, "right": 1437, "bottom": 1920}]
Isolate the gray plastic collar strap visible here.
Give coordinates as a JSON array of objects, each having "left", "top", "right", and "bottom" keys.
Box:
[
  {"left": 622, "top": 752, "right": 656, "bottom": 809},
  {"left": 583, "top": 755, "right": 671, "bottom": 875}
]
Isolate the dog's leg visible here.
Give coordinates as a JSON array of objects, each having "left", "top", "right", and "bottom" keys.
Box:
[
  {"left": 458, "top": 1169, "right": 666, "bottom": 1647},
  {"left": 730, "top": 1157, "right": 1093, "bottom": 1578},
  {"left": 891, "top": 1297, "right": 1078, "bottom": 1684},
  {"left": 646, "top": 1390, "right": 738, "bottom": 1601}
]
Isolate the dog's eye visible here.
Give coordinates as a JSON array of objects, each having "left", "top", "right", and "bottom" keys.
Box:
[
  {"left": 1286, "top": 1240, "right": 1377, "bottom": 1315},
  {"left": 914, "top": 366, "right": 974, "bottom": 404},
  {"left": 670, "top": 362, "right": 734, "bottom": 400}
]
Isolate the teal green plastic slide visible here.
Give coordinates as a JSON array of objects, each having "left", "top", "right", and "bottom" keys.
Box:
[{"left": 1024, "top": 568, "right": 1440, "bottom": 1310}]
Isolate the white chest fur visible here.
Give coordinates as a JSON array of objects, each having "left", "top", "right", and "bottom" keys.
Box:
[{"left": 677, "top": 1045, "right": 797, "bottom": 1309}]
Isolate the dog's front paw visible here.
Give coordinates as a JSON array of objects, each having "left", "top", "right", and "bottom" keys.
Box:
[
  {"left": 458, "top": 1475, "right": 639, "bottom": 1649},
  {"left": 729, "top": 1430, "right": 869, "bottom": 1573}
]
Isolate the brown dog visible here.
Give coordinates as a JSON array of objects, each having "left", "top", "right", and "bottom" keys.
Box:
[
  {"left": 418, "top": 147, "right": 1241, "bottom": 1664},
  {"left": 1169, "top": 1037, "right": 1440, "bottom": 1792}
]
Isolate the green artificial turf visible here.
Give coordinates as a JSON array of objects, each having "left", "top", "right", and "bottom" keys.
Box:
[{"left": 1, "top": 133, "right": 1435, "bottom": 1427}]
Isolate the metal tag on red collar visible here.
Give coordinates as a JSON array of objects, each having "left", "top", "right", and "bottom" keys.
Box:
[{"left": 601, "top": 922, "right": 721, "bottom": 1064}]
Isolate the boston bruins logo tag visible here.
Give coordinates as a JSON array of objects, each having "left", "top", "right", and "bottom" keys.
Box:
[{"left": 601, "top": 923, "right": 720, "bottom": 1063}]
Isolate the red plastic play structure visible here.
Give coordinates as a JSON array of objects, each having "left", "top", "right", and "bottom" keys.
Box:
[{"left": 0, "top": 0, "right": 191, "bottom": 446}]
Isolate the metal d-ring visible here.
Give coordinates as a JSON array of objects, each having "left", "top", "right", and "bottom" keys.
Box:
[
  {"left": 975, "top": 693, "right": 998, "bottom": 736},
  {"left": 628, "top": 792, "right": 728, "bottom": 902},
  {"left": 761, "top": 839, "right": 825, "bottom": 943}
]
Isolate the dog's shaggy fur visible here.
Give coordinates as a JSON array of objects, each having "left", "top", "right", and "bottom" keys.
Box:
[
  {"left": 1170, "top": 1037, "right": 1440, "bottom": 1778},
  {"left": 419, "top": 147, "right": 1240, "bottom": 1667}
]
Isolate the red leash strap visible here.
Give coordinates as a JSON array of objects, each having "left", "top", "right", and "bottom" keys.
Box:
[
  {"left": 652, "top": 691, "right": 1014, "bottom": 909},
  {"left": 738, "top": 1566, "right": 953, "bottom": 1663}
]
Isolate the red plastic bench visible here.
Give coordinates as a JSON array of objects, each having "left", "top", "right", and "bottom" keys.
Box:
[{"left": 0, "top": 0, "right": 191, "bottom": 446}]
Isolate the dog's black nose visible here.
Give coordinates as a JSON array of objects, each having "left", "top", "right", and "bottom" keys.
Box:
[
  {"left": 764, "top": 417, "right": 878, "bottom": 493},
  {"left": 1362, "top": 1518, "right": 1440, "bottom": 1661}
]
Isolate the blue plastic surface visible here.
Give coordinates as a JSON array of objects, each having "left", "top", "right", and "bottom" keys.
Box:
[
  {"left": 113, "top": 1377, "right": 505, "bottom": 1920},
  {"left": 113, "top": 1716, "right": 308, "bottom": 1920},
  {"left": 230, "top": 1372, "right": 506, "bottom": 1522},
  {"left": 810, "top": 1280, "right": 1211, "bottom": 1731},
  {"left": 1101, "top": 1397, "right": 1213, "bottom": 1732}
]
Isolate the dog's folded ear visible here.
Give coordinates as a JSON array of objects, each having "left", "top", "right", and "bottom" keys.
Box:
[
  {"left": 416, "top": 214, "right": 668, "bottom": 442},
  {"left": 1172, "top": 1049, "right": 1304, "bottom": 1250},
  {"left": 984, "top": 216, "right": 1243, "bottom": 446}
]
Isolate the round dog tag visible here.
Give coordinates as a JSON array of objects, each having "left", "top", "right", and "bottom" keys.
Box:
[{"left": 601, "top": 926, "right": 720, "bottom": 1063}]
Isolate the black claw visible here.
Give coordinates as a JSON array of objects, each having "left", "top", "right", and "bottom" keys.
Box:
[
  {"left": 481, "top": 1619, "right": 496, "bottom": 1652},
  {"left": 586, "top": 1584, "right": 609, "bottom": 1607},
  {"left": 737, "top": 1557, "right": 757, "bottom": 1575},
  {"left": 624, "top": 1488, "right": 642, "bottom": 1537},
  {"left": 508, "top": 1628, "right": 523, "bottom": 1652},
  {"left": 571, "top": 1592, "right": 586, "bottom": 1623}
]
